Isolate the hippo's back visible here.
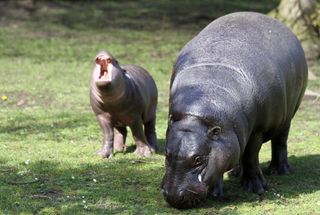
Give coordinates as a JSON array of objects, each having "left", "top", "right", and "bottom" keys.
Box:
[
  {"left": 122, "top": 64, "right": 158, "bottom": 122},
  {"left": 174, "top": 12, "right": 306, "bottom": 76},
  {"left": 170, "top": 12, "right": 307, "bottom": 139}
]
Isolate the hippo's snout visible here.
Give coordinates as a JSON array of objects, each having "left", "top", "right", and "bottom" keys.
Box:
[{"left": 162, "top": 182, "right": 207, "bottom": 209}]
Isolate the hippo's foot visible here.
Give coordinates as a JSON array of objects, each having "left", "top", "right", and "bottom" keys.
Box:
[
  {"left": 264, "top": 162, "right": 291, "bottom": 175},
  {"left": 134, "top": 145, "right": 153, "bottom": 157},
  {"left": 97, "top": 148, "right": 113, "bottom": 159},
  {"left": 241, "top": 167, "right": 267, "bottom": 194}
]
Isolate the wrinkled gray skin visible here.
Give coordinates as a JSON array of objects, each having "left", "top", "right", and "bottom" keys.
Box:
[
  {"left": 161, "top": 12, "right": 308, "bottom": 209},
  {"left": 90, "top": 51, "right": 159, "bottom": 158}
]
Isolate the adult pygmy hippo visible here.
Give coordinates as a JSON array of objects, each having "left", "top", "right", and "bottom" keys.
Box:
[
  {"left": 161, "top": 12, "right": 308, "bottom": 209},
  {"left": 90, "top": 51, "right": 159, "bottom": 158}
]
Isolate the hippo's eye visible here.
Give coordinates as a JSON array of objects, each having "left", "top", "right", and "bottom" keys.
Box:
[
  {"left": 168, "top": 113, "right": 184, "bottom": 125},
  {"left": 208, "top": 126, "right": 221, "bottom": 140},
  {"left": 194, "top": 156, "right": 203, "bottom": 167}
]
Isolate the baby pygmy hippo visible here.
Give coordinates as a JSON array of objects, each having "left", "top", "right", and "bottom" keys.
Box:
[{"left": 90, "top": 51, "right": 159, "bottom": 158}]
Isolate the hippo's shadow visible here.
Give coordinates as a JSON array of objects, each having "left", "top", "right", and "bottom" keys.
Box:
[
  {"left": 200, "top": 154, "right": 320, "bottom": 209},
  {"left": 0, "top": 154, "right": 319, "bottom": 213}
]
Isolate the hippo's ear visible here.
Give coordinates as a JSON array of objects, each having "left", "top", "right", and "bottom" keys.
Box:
[{"left": 207, "top": 126, "right": 221, "bottom": 140}]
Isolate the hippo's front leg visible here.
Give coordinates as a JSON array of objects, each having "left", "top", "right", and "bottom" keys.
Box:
[
  {"left": 241, "top": 133, "right": 267, "bottom": 194},
  {"left": 96, "top": 114, "right": 114, "bottom": 158},
  {"left": 208, "top": 177, "right": 224, "bottom": 200},
  {"left": 130, "top": 118, "right": 153, "bottom": 157}
]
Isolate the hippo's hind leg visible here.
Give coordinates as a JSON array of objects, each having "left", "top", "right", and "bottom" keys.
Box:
[
  {"left": 96, "top": 114, "right": 114, "bottom": 158},
  {"left": 241, "top": 133, "right": 267, "bottom": 194},
  {"left": 130, "top": 118, "right": 153, "bottom": 157},
  {"left": 265, "top": 123, "right": 291, "bottom": 175},
  {"left": 114, "top": 127, "right": 127, "bottom": 153},
  {"left": 144, "top": 118, "right": 159, "bottom": 152}
]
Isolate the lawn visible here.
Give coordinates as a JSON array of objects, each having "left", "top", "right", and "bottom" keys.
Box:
[{"left": 0, "top": 0, "right": 319, "bottom": 214}]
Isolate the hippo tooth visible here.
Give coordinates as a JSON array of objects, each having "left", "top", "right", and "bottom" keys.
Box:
[{"left": 198, "top": 174, "right": 202, "bottom": 182}]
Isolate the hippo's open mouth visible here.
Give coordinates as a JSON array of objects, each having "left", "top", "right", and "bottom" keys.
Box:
[
  {"left": 96, "top": 56, "right": 112, "bottom": 82},
  {"left": 96, "top": 69, "right": 111, "bottom": 88}
]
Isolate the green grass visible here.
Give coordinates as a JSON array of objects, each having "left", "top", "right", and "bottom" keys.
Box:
[{"left": 0, "top": 0, "right": 319, "bottom": 214}]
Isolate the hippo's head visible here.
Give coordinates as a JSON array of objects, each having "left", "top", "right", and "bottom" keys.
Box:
[
  {"left": 161, "top": 114, "right": 240, "bottom": 209},
  {"left": 93, "top": 51, "right": 124, "bottom": 91}
]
